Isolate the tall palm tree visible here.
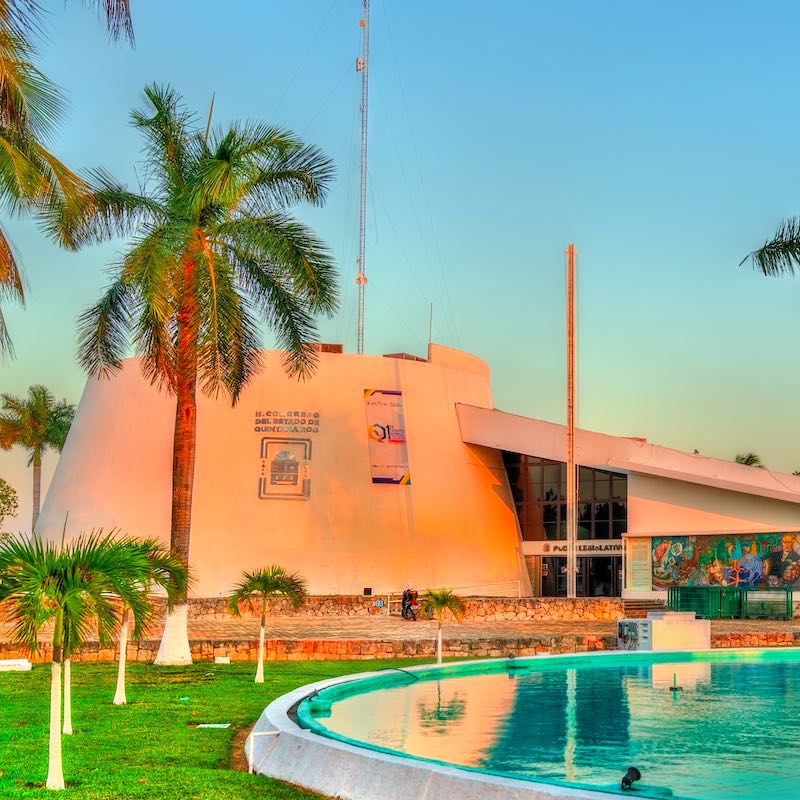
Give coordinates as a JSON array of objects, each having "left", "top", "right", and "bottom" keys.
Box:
[
  {"left": 735, "top": 452, "right": 764, "bottom": 468},
  {"left": 113, "top": 538, "right": 189, "bottom": 705},
  {"left": 63, "top": 84, "right": 337, "bottom": 664},
  {"left": 0, "top": 1, "right": 133, "bottom": 357},
  {"left": 0, "top": 385, "right": 75, "bottom": 531},
  {"left": 227, "top": 566, "right": 307, "bottom": 683},
  {"left": 0, "top": 531, "right": 151, "bottom": 790},
  {"left": 418, "top": 588, "right": 467, "bottom": 665}
]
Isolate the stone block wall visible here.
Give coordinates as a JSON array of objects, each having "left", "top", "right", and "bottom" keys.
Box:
[
  {"left": 181, "top": 595, "right": 625, "bottom": 622},
  {"left": 0, "top": 633, "right": 618, "bottom": 664}
]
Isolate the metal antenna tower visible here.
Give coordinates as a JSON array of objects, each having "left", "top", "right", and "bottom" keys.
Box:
[{"left": 355, "top": 0, "right": 370, "bottom": 354}]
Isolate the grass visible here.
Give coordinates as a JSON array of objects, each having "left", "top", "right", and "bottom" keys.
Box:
[{"left": 0, "top": 659, "right": 420, "bottom": 798}]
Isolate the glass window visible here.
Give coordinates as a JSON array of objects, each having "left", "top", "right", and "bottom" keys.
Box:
[
  {"left": 595, "top": 502, "right": 610, "bottom": 521},
  {"left": 542, "top": 483, "right": 561, "bottom": 501},
  {"left": 503, "top": 454, "right": 627, "bottom": 549},
  {"left": 543, "top": 463, "right": 561, "bottom": 483}
]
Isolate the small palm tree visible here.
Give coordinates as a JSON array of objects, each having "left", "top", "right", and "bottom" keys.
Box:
[
  {"left": 0, "top": 386, "right": 75, "bottom": 530},
  {"left": 0, "top": 531, "right": 152, "bottom": 789},
  {"left": 735, "top": 452, "right": 764, "bottom": 468},
  {"left": 418, "top": 588, "right": 467, "bottom": 665},
  {"left": 113, "top": 539, "right": 190, "bottom": 706},
  {"left": 227, "top": 566, "right": 307, "bottom": 683}
]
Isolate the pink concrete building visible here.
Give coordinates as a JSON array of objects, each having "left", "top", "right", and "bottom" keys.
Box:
[{"left": 38, "top": 344, "right": 800, "bottom": 600}]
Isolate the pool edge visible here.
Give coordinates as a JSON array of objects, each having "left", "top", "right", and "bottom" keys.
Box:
[{"left": 245, "top": 648, "right": 800, "bottom": 800}]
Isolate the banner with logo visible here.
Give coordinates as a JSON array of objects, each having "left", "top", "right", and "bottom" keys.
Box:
[{"left": 364, "top": 389, "right": 411, "bottom": 485}]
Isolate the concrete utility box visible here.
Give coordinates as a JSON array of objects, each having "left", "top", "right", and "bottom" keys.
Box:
[
  {"left": 0, "top": 659, "right": 32, "bottom": 671},
  {"left": 617, "top": 611, "right": 710, "bottom": 652}
]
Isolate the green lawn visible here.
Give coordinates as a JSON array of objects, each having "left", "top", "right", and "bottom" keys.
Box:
[{"left": 0, "top": 659, "right": 418, "bottom": 799}]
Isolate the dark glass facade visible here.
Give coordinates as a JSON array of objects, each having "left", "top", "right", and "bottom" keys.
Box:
[{"left": 502, "top": 452, "right": 627, "bottom": 597}]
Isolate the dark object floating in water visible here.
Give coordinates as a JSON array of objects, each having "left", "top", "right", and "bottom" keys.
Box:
[{"left": 621, "top": 766, "right": 641, "bottom": 791}]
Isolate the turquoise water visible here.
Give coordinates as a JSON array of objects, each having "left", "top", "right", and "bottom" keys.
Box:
[{"left": 297, "top": 651, "right": 800, "bottom": 799}]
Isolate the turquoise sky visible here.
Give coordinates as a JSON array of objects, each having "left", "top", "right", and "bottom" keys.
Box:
[{"left": 2, "top": 1, "right": 800, "bottom": 527}]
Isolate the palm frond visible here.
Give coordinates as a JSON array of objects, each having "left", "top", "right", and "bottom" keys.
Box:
[
  {"left": 77, "top": 277, "right": 132, "bottom": 377},
  {"left": 131, "top": 84, "right": 195, "bottom": 195},
  {"left": 741, "top": 218, "right": 800, "bottom": 277},
  {"left": 83, "top": 0, "right": 134, "bottom": 44},
  {"left": 217, "top": 214, "right": 338, "bottom": 314},
  {"left": 51, "top": 167, "right": 163, "bottom": 250}
]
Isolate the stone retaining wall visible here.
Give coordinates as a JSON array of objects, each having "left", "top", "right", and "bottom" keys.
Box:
[
  {"left": 5, "top": 630, "right": 798, "bottom": 664},
  {"left": 183, "top": 595, "right": 625, "bottom": 622},
  {"left": 0, "top": 633, "right": 617, "bottom": 664}
]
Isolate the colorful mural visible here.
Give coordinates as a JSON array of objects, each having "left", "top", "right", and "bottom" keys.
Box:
[{"left": 651, "top": 532, "right": 800, "bottom": 590}]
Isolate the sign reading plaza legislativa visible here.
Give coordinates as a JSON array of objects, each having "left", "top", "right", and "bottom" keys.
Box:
[
  {"left": 255, "top": 410, "right": 321, "bottom": 501},
  {"left": 364, "top": 389, "right": 411, "bottom": 485}
]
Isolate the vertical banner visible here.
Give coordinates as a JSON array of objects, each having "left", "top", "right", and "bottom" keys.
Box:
[{"left": 364, "top": 389, "right": 411, "bottom": 485}]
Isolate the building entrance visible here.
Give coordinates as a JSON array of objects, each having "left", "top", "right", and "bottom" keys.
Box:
[{"left": 540, "top": 556, "right": 621, "bottom": 597}]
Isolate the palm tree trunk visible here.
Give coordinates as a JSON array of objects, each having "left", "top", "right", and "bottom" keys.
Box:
[
  {"left": 32, "top": 450, "right": 42, "bottom": 533},
  {"left": 62, "top": 658, "right": 72, "bottom": 734},
  {"left": 155, "top": 259, "right": 198, "bottom": 667},
  {"left": 114, "top": 607, "right": 129, "bottom": 705},
  {"left": 255, "top": 603, "right": 266, "bottom": 684},
  {"left": 47, "top": 611, "right": 65, "bottom": 790},
  {"left": 436, "top": 620, "right": 443, "bottom": 665}
]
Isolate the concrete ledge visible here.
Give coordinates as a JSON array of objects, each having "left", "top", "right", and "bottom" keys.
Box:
[
  {"left": 0, "top": 658, "right": 31, "bottom": 671},
  {"left": 246, "top": 658, "right": 622, "bottom": 800}
]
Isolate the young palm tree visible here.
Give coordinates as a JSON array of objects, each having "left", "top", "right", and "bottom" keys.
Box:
[
  {"left": 418, "top": 588, "right": 467, "bottom": 665},
  {"left": 735, "top": 452, "right": 764, "bottom": 468},
  {"left": 61, "top": 84, "right": 337, "bottom": 664},
  {"left": 0, "top": 531, "right": 151, "bottom": 789},
  {"left": 113, "top": 539, "right": 189, "bottom": 705},
  {"left": 227, "top": 566, "right": 307, "bottom": 683},
  {"left": 0, "top": 385, "right": 75, "bottom": 531}
]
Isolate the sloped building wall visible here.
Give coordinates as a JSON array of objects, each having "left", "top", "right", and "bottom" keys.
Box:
[{"left": 37, "top": 345, "right": 530, "bottom": 597}]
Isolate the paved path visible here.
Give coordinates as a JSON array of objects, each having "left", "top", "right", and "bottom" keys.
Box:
[{"left": 3, "top": 614, "right": 800, "bottom": 644}]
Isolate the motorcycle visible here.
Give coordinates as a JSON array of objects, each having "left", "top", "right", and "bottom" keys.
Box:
[{"left": 401, "top": 588, "right": 418, "bottom": 621}]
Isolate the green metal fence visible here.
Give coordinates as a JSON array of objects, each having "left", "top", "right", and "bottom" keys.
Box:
[{"left": 666, "top": 586, "right": 793, "bottom": 620}]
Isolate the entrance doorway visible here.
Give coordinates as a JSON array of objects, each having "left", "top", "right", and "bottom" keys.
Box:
[
  {"left": 538, "top": 556, "right": 621, "bottom": 597},
  {"left": 578, "top": 556, "right": 621, "bottom": 597}
]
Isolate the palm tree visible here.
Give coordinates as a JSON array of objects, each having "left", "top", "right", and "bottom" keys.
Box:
[
  {"left": 735, "top": 452, "right": 764, "bottom": 468},
  {"left": 418, "top": 588, "right": 467, "bottom": 665},
  {"left": 0, "top": 531, "right": 151, "bottom": 789},
  {"left": 63, "top": 84, "right": 337, "bottom": 664},
  {"left": 227, "top": 566, "right": 307, "bottom": 683},
  {"left": 0, "top": 385, "right": 75, "bottom": 531},
  {"left": 113, "top": 539, "right": 190, "bottom": 705},
  {"left": 0, "top": 1, "right": 133, "bottom": 357}
]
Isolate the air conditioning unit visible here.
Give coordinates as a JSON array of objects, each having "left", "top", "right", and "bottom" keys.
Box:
[
  {"left": 617, "top": 619, "right": 651, "bottom": 651},
  {"left": 618, "top": 612, "right": 710, "bottom": 651}
]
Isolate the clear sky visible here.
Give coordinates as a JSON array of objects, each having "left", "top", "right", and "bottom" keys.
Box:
[{"left": 2, "top": 0, "right": 800, "bottom": 530}]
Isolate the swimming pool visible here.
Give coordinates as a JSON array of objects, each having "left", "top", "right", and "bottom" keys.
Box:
[{"left": 250, "top": 650, "right": 800, "bottom": 800}]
